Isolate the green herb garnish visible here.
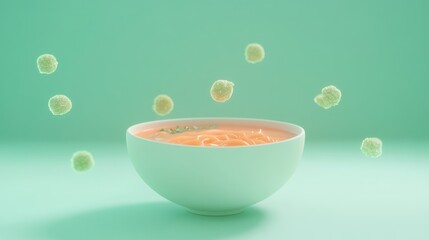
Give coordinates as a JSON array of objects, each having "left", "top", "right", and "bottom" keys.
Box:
[{"left": 159, "top": 125, "right": 217, "bottom": 134}]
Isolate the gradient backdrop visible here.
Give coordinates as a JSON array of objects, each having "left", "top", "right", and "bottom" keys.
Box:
[
  {"left": 1, "top": 0, "right": 428, "bottom": 143},
  {"left": 1, "top": 1, "right": 429, "bottom": 240}
]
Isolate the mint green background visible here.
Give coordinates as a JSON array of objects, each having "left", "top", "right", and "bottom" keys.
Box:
[
  {"left": 1, "top": 2, "right": 429, "bottom": 239},
  {"left": 1, "top": 0, "right": 428, "bottom": 143}
]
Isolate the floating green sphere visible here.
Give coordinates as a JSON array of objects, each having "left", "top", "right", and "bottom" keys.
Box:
[
  {"left": 361, "top": 138, "right": 383, "bottom": 158},
  {"left": 48, "top": 95, "right": 72, "bottom": 115},
  {"left": 37, "top": 54, "right": 58, "bottom": 74},
  {"left": 153, "top": 94, "right": 174, "bottom": 116},
  {"left": 210, "top": 80, "right": 235, "bottom": 103},
  {"left": 71, "top": 151, "right": 95, "bottom": 172},
  {"left": 245, "top": 43, "right": 265, "bottom": 64},
  {"left": 314, "top": 85, "right": 342, "bottom": 109}
]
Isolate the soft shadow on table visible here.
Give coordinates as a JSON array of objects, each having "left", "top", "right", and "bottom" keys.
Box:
[{"left": 38, "top": 202, "right": 266, "bottom": 240}]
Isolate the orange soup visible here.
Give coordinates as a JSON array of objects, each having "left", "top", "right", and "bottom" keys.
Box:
[{"left": 135, "top": 124, "right": 295, "bottom": 146}]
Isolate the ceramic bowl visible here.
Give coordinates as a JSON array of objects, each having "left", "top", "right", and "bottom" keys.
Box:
[{"left": 126, "top": 118, "right": 305, "bottom": 215}]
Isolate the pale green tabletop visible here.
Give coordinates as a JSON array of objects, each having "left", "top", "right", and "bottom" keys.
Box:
[{"left": 1, "top": 141, "right": 428, "bottom": 240}]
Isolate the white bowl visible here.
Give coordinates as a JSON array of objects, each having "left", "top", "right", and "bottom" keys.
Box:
[{"left": 126, "top": 118, "right": 305, "bottom": 215}]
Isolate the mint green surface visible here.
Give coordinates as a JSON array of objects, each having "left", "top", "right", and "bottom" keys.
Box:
[
  {"left": 1, "top": 142, "right": 428, "bottom": 239},
  {"left": 1, "top": 0, "right": 428, "bottom": 142},
  {"left": 127, "top": 118, "right": 305, "bottom": 215}
]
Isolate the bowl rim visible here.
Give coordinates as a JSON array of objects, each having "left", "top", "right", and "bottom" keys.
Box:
[{"left": 127, "top": 117, "right": 305, "bottom": 148}]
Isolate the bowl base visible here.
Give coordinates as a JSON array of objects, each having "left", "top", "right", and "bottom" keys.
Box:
[{"left": 187, "top": 208, "right": 245, "bottom": 216}]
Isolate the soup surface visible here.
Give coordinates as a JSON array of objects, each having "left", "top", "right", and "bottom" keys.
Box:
[{"left": 135, "top": 124, "right": 295, "bottom": 146}]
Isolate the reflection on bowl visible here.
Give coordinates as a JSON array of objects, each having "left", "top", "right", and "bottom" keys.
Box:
[{"left": 126, "top": 118, "right": 305, "bottom": 216}]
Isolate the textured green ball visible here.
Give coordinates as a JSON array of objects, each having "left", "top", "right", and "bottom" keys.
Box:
[
  {"left": 245, "top": 43, "right": 265, "bottom": 64},
  {"left": 48, "top": 95, "right": 72, "bottom": 115},
  {"left": 314, "top": 85, "right": 342, "bottom": 109},
  {"left": 37, "top": 54, "right": 58, "bottom": 74},
  {"left": 361, "top": 138, "right": 383, "bottom": 158},
  {"left": 71, "top": 151, "right": 95, "bottom": 172},
  {"left": 210, "top": 80, "right": 235, "bottom": 103},
  {"left": 153, "top": 94, "right": 174, "bottom": 116}
]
